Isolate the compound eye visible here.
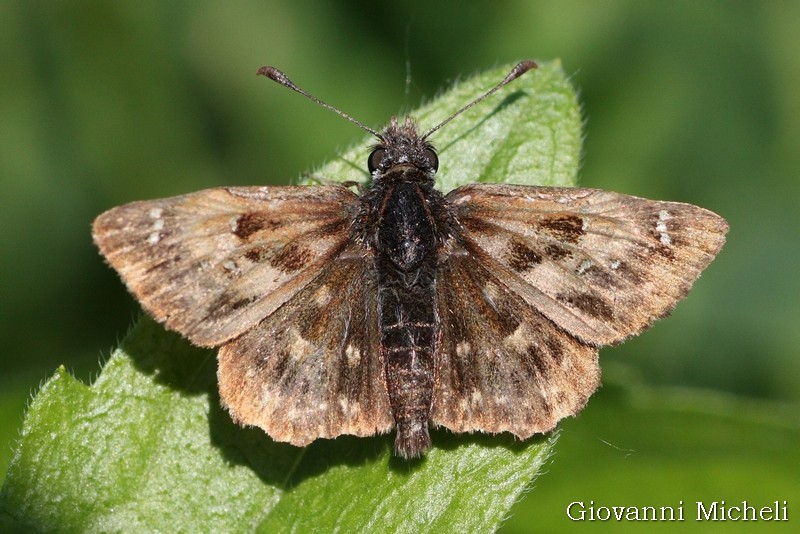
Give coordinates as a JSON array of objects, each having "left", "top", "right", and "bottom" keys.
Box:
[
  {"left": 423, "top": 147, "right": 439, "bottom": 172},
  {"left": 368, "top": 148, "right": 386, "bottom": 174}
]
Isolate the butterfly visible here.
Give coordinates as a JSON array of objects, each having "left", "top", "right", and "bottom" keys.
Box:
[{"left": 93, "top": 61, "right": 728, "bottom": 458}]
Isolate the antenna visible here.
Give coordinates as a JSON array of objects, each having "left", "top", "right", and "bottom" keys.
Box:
[{"left": 257, "top": 60, "right": 537, "bottom": 141}]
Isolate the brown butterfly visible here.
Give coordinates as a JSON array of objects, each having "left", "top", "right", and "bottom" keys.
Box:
[{"left": 93, "top": 61, "right": 728, "bottom": 459}]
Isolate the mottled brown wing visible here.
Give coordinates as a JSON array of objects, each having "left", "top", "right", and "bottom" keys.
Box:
[
  {"left": 432, "top": 241, "right": 600, "bottom": 437},
  {"left": 445, "top": 184, "right": 728, "bottom": 346},
  {"left": 92, "top": 186, "right": 358, "bottom": 346},
  {"left": 217, "top": 243, "right": 393, "bottom": 445}
]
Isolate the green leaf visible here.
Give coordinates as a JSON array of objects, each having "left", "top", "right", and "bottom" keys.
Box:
[{"left": 0, "top": 61, "right": 581, "bottom": 532}]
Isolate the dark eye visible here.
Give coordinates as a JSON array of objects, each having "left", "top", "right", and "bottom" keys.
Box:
[
  {"left": 368, "top": 148, "right": 385, "bottom": 173},
  {"left": 424, "top": 148, "right": 439, "bottom": 172}
]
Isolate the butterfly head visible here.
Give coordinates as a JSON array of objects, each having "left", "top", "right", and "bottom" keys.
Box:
[{"left": 368, "top": 116, "right": 439, "bottom": 177}]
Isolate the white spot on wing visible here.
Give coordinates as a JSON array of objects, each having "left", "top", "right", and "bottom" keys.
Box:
[
  {"left": 147, "top": 208, "right": 165, "bottom": 244},
  {"left": 577, "top": 259, "right": 592, "bottom": 275},
  {"left": 505, "top": 324, "right": 529, "bottom": 351},
  {"left": 315, "top": 285, "right": 332, "bottom": 306},
  {"left": 339, "top": 398, "right": 360, "bottom": 415},
  {"left": 222, "top": 259, "right": 238, "bottom": 273},
  {"left": 346, "top": 344, "right": 361, "bottom": 366},
  {"left": 456, "top": 341, "right": 471, "bottom": 358},
  {"left": 288, "top": 328, "right": 314, "bottom": 360},
  {"left": 657, "top": 209, "right": 673, "bottom": 245}
]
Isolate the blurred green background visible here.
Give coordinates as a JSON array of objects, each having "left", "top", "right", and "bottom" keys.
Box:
[{"left": 1, "top": 0, "right": 798, "bottom": 530}]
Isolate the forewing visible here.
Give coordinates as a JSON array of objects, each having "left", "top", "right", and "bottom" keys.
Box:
[
  {"left": 432, "top": 242, "right": 599, "bottom": 437},
  {"left": 92, "top": 186, "right": 358, "bottom": 346},
  {"left": 446, "top": 184, "right": 728, "bottom": 346},
  {"left": 217, "top": 244, "right": 393, "bottom": 445}
]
